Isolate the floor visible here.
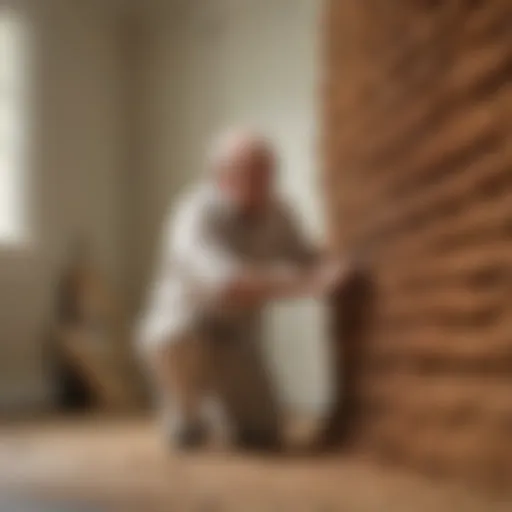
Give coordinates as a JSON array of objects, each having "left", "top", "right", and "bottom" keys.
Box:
[{"left": 0, "top": 416, "right": 510, "bottom": 512}]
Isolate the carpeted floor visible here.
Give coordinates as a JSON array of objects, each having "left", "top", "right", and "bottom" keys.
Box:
[{"left": 0, "top": 415, "right": 510, "bottom": 512}]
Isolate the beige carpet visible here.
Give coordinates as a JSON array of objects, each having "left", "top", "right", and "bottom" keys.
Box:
[{"left": 0, "top": 415, "right": 510, "bottom": 512}]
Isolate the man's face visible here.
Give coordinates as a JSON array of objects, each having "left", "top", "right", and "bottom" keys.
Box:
[{"left": 218, "top": 145, "right": 275, "bottom": 214}]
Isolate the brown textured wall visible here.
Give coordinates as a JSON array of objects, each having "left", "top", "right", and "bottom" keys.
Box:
[{"left": 323, "top": 0, "right": 512, "bottom": 487}]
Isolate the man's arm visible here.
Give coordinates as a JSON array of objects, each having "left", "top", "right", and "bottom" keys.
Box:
[
  {"left": 223, "top": 262, "right": 346, "bottom": 308},
  {"left": 210, "top": 203, "right": 347, "bottom": 308},
  {"left": 242, "top": 202, "right": 350, "bottom": 305},
  {"left": 171, "top": 195, "right": 340, "bottom": 311},
  {"left": 276, "top": 203, "right": 320, "bottom": 268}
]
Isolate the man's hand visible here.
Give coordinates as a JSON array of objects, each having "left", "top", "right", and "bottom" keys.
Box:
[{"left": 311, "top": 259, "right": 351, "bottom": 297}]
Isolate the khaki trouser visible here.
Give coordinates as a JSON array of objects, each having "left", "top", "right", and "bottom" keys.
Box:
[{"left": 145, "top": 331, "right": 280, "bottom": 442}]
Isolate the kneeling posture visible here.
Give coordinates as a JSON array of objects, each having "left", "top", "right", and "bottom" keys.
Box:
[{"left": 138, "top": 130, "right": 345, "bottom": 451}]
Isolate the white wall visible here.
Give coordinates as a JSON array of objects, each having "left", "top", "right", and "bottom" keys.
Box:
[
  {"left": 0, "top": 0, "right": 122, "bottom": 409},
  {"left": 0, "top": 0, "right": 331, "bottom": 413},
  {"left": 129, "top": 0, "right": 331, "bottom": 413}
]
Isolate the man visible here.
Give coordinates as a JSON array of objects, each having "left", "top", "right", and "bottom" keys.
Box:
[{"left": 138, "top": 130, "right": 347, "bottom": 451}]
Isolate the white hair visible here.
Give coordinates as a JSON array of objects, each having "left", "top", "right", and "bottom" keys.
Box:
[{"left": 208, "top": 128, "right": 274, "bottom": 173}]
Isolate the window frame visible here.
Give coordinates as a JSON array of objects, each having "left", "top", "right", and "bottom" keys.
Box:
[{"left": 0, "top": 0, "right": 34, "bottom": 255}]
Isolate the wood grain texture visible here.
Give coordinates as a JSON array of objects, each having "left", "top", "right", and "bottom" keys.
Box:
[{"left": 323, "top": 0, "right": 512, "bottom": 487}]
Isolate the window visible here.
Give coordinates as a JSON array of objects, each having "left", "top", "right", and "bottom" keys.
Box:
[{"left": 0, "top": 7, "right": 29, "bottom": 245}]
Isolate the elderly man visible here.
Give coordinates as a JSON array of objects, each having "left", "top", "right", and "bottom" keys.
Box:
[{"left": 138, "top": 130, "right": 346, "bottom": 451}]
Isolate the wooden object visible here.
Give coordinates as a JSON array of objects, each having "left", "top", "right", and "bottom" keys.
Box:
[
  {"left": 323, "top": 0, "right": 512, "bottom": 487},
  {"left": 55, "top": 245, "right": 142, "bottom": 412}
]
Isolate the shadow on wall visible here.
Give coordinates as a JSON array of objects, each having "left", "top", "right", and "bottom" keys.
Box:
[{"left": 318, "top": 264, "right": 376, "bottom": 449}]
